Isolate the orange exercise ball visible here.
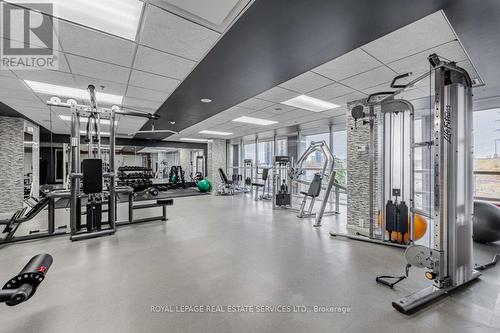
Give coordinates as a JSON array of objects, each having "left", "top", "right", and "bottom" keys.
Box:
[
  {"left": 412, "top": 213, "right": 428, "bottom": 240},
  {"left": 377, "top": 210, "right": 427, "bottom": 242}
]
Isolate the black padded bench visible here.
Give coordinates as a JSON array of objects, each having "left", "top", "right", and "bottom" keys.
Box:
[{"left": 117, "top": 199, "right": 174, "bottom": 226}]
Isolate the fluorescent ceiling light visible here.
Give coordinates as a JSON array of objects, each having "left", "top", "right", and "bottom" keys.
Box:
[
  {"left": 199, "top": 130, "right": 233, "bottom": 136},
  {"left": 281, "top": 95, "right": 340, "bottom": 112},
  {"left": 58, "top": 115, "right": 115, "bottom": 125},
  {"left": 180, "top": 138, "right": 209, "bottom": 142},
  {"left": 232, "top": 116, "right": 277, "bottom": 126},
  {"left": 24, "top": 80, "right": 123, "bottom": 105},
  {"left": 11, "top": 0, "right": 143, "bottom": 40}
]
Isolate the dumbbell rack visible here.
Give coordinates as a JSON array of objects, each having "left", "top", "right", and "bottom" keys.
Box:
[{"left": 117, "top": 166, "right": 154, "bottom": 192}]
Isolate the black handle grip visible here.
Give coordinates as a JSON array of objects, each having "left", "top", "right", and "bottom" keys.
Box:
[
  {"left": 19, "top": 253, "right": 53, "bottom": 276},
  {"left": 390, "top": 73, "right": 411, "bottom": 88}
]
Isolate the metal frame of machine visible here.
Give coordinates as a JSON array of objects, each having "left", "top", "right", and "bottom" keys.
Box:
[
  {"left": 47, "top": 85, "right": 159, "bottom": 241},
  {"left": 331, "top": 54, "right": 481, "bottom": 313},
  {"left": 272, "top": 140, "right": 344, "bottom": 227},
  {"left": 390, "top": 54, "right": 478, "bottom": 314},
  {"left": 330, "top": 94, "right": 416, "bottom": 248}
]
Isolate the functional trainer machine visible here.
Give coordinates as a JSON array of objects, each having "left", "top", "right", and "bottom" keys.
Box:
[
  {"left": 342, "top": 54, "right": 484, "bottom": 313},
  {"left": 386, "top": 55, "right": 479, "bottom": 313},
  {"left": 272, "top": 156, "right": 292, "bottom": 207},
  {"left": 47, "top": 85, "right": 159, "bottom": 241},
  {"left": 330, "top": 86, "right": 422, "bottom": 247}
]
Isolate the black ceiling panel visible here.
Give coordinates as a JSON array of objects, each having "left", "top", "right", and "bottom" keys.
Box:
[{"left": 140, "top": 0, "right": 448, "bottom": 139}]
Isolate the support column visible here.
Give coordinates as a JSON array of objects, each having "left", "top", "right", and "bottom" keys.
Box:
[
  {"left": 346, "top": 100, "right": 379, "bottom": 233},
  {"left": 207, "top": 139, "right": 227, "bottom": 194},
  {"left": 0, "top": 117, "right": 24, "bottom": 214}
]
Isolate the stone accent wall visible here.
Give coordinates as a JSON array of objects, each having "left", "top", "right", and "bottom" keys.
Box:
[
  {"left": 346, "top": 101, "right": 379, "bottom": 232},
  {"left": 0, "top": 117, "right": 24, "bottom": 214},
  {"left": 207, "top": 139, "right": 227, "bottom": 194}
]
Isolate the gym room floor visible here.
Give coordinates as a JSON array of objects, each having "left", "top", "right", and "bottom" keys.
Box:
[{"left": 1, "top": 194, "right": 499, "bottom": 333}]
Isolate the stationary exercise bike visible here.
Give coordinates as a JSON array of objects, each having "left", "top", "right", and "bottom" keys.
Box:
[{"left": 0, "top": 254, "right": 53, "bottom": 306}]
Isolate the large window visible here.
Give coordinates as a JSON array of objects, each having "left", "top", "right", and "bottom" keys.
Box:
[
  {"left": 244, "top": 143, "right": 255, "bottom": 162},
  {"left": 303, "top": 131, "right": 347, "bottom": 185},
  {"left": 276, "top": 138, "right": 287, "bottom": 156},
  {"left": 332, "top": 130, "right": 347, "bottom": 186},
  {"left": 474, "top": 109, "right": 500, "bottom": 201},
  {"left": 304, "top": 132, "right": 329, "bottom": 171},
  {"left": 257, "top": 140, "right": 274, "bottom": 167}
]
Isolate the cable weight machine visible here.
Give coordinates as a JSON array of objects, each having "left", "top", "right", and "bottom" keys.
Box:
[{"left": 47, "top": 85, "right": 159, "bottom": 241}]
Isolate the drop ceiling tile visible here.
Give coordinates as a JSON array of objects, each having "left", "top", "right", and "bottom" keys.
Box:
[
  {"left": 308, "top": 82, "right": 355, "bottom": 101},
  {"left": 323, "top": 107, "right": 348, "bottom": 117},
  {"left": 0, "top": 89, "right": 41, "bottom": 102},
  {"left": 8, "top": 104, "right": 49, "bottom": 114},
  {"left": 249, "top": 111, "right": 278, "bottom": 120},
  {"left": 126, "top": 86, "right": 169, "bottom": 102},
  {"left": 255, "top": 87, "right": 299, "bottom": 103},
  {"left": 12, "top": 69, "right": 75, "bottom": 87},
  {"left": 141, "top": 5, "right": 220, "bottom": 61},
  {"left": 122, "top": 96, "right": 163, "bottom": 111},
  {"left": 72, "top": 75, "right": 128, "bottom": 96},
  {"left": 57, "top": 20, "right": 136, "bottom": 67},
  {"left": 361, "top": 11, "right": 455, "bottom": 63},
  {"left": 362, "top": 82, "right": 394, "bottom": 95},
  {"left": 133, "top": 46, "right": 196, "bottom": 79},
  {"left": 396, "top": 88, "right": 428, "bottom": 101},
  {"left": 387, "top": 41, "right": 468, "bottom": 75},
  {"left": 0, "top": 68, "right": 16, "bottom": 78},
  {"left": 150, "top": 0, "right": 250, "bottom": 29},
  {"left": 116, "top": 118, "right": 149, "bottom": 132},
  {"left": 279, "top": 71, "right": 332, "bottom": 93},
  {"left": 224, "top": 105, "right": 253, "bottom": 116},
  {"left": 312, "top": 48, "right": 381, "bottom": 81},
  {"left": 341, "top": 66, "right": 396, "bottom": 91},
  {"left": 259, "top": 104, "right": 296, "bottom": 116},
  {"left": 281, "top": 109, "right": 313, "bottom": 119},
  {"left": 129, "top": 70, "right": 180, "bottom": 92},
  {"left": 330, "top": 91, "right": 367, "bottom": 107},
  {"left": 237, "top": 98, "right": 274, "bottom": 110},
  {"left": 0, "top": 76, "right": 32, "bottom": 91},
  {"left": 66, "top": 54, "right": 131, "bottom": 84}
]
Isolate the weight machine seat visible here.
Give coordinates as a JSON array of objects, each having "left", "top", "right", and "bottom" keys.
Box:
[
  {"left": 156, "top": 199, "right": 174, "bottom": 206},
  {"left": 218, "top": 168, "right": 233, "bottom": 185},
  {"left": 301, "top": 174, "right": 322, "bottom": 198},
  {"left": 251, "top": 168, "right": 270, "bottom": 188}
]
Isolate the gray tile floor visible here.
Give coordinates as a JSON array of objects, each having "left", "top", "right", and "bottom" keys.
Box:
[{"left": 0, "top": 194, "right": 499, "bottom": 333}]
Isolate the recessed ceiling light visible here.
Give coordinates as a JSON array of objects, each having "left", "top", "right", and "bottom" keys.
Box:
[
  {"left": 200, "top": 98, "right": 212, "bottom": 103},
  {"left": 58, "top": 115, "right": 116, "bottom": 125},
  {"left": 232, "top": 116, "right": 277, "bottom": 126},
  {"left": 199, "top": 130, "right": 232, "bottom": 136},
  {"left": 16, "top": 0, "right": 143, "bottom": 40},
  {"left": 281, "top": 95, "right": 339, "bottom": 112},
  {"left": 24, "top": 80, "right": 123, "bottom": 105},
  {"left": 180, "top": 138, "right": 209, "bottom": 142}
]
